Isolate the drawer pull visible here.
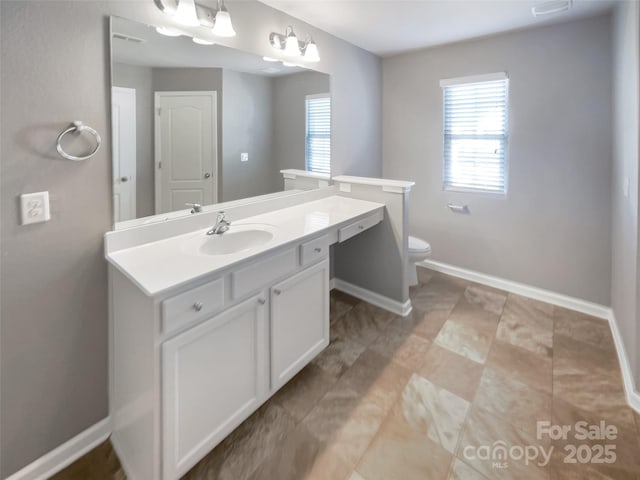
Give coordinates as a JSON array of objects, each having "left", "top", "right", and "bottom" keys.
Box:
[
  {"left": 358, "top": 225, "right": 364, "bottom": 230},
  {"left": 258, "top": 298, "right": 266, "bottom": 305},
  {"left": 273, "top": 289, "right": 282, "bottom": 296},
  {"left": 193, "top": 302, "right": 204, "bottom": 312},
  {"left": 314, "top": 247, "right": 322, "bottom": 253}
]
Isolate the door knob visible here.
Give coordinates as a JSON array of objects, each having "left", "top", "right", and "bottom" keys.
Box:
[
  {"left": 120, "top": 176, "right": 129, "bottom": 183},
  {"left": 204, "top": 173, "right": 211, "bottom": 179}
]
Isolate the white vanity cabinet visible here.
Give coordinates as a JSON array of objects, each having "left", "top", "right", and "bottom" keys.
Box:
[
  {"left": 270, "top": 258, "right": 329, "bottom": 391},
  {"left": 159, "top": 256, "right": 329, "bottom": 479},
  {"left": 107, "top": 200, "right": 385, "bottom": 480},
  {"left": 162, "top": 293, "right": 269, "bottom": 480}
]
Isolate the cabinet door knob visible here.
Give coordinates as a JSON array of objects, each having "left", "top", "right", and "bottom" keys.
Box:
[
  {"left": 204, "top": 172, "right": 211, "bottom": 179},
  {"left": 120, "top": 176, "right": 129, "bottom": 183},
  {"left": 193, "top": 302, "right": 204, "bottom": 312},
  {"left": 314, "top": 247, "right": 322, "bottom": 253},
  {"left": 258, "top": 298, "right": 266, "bottom": 305},
  {"left": 273, "top": 289, "right": 281, "bottom": 296}
]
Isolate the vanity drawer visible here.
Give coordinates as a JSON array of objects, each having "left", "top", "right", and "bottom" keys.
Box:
[
  {"left": 162, "top": 277, "right": 225, "bottom": 334},
  {"left": 232, "top": 248, "right": 298, "bottom": 300},
  {"left": 338, "top": 212, "right": 383, "bottom": 243},
  {"left": 300, "top": 234, "right": 330, "bottom": 267}
]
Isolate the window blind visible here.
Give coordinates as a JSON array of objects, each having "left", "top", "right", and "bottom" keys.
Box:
[
  {"left": 305, "top": 94, "right": 331, "bottom": 175},
  {"left": 441, "top": 74, "right": 509, "bottom": 194}
]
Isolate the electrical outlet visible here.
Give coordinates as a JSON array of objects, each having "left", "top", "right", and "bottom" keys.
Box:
[
  {"left": 20, "top": 191, "right": 50, "bottom": 225},
  {"left": 241, "top": 152, "right": 249, "bottom": 162}
]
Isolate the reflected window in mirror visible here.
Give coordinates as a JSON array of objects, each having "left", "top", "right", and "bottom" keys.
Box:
[{"left": 305, "top": 93, "right": 331, "bottom": 175}]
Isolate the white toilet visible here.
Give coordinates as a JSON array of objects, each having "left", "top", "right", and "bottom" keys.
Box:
[{"left": 408, "top": 235, "right": 432, "bottom": 286}]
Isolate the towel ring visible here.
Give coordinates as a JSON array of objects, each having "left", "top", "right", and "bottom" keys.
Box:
[{"left": 56, "top": 121, "right": 101, "bottom": 161}]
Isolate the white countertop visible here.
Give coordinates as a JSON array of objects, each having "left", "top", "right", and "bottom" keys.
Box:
[
  {"left": 332, "top": 175, "right": 415, "bottom": 192},
  {"left": 106, "top": 195, "right": 384, "bottom": 297}
]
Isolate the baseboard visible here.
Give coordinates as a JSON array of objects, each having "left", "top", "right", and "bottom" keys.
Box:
[
  {"left": 420, "top": 260, "right": 611, "bottom": 320},
  {"left": 5, "top": 418, "right": 110, "bottom": 480},
  {"left": 420, "top": 259, "right": 640, "bottom": 414},
  {"left": 607, "top": 310, "right": 640, "bottom": 413},
  {"left": 332, "top": 278, "right": 412, "bottom": 316}
]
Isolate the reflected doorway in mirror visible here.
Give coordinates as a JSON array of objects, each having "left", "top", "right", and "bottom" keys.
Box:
[
  {"left": 154, "top": 91, "right": 218, "bottom": 214},
  {"left": 112, "top": 86, "right": 137, "bottom": 222}
]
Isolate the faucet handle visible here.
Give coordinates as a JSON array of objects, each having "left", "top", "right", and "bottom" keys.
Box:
[{"left": 185, "top": 203, "right": 202, "bottom": 213}]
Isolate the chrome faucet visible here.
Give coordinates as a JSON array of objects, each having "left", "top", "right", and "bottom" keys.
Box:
[
  {"left": 207, "top": 211, "right": 230, "bottom": 235},
  {"left": 186, "top": 203, "right": 202, "bottom": 214}
]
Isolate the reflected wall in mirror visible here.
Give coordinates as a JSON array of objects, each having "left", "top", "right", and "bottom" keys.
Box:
[{"left": 110, "top": 16, "right": 331, "bottom": 226}]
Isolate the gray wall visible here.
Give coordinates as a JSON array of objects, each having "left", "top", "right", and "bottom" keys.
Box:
[
  {"left": 0, "top": 0, "right": 381, "bottom": 476},
  {"left": 112, "top": 62, "right": 154, "bottom": 217},
  {"left": 612, "top": 1, "right": 640, "bottom": 387},
  {"left": 272, "top": 71, "right": 331, "bottom": 180},
  {"left": 382, "top": 14, "right": 613, "bottom": 305},
  {"left": 221, "top": 69, "right": 276, "bottom": 201}
]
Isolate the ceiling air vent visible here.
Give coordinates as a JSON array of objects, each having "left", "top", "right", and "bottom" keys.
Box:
[{"left": 531, "top": 0, "right": 572, "bottom": 17}]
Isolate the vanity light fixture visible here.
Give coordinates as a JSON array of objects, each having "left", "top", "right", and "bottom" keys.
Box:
[
  {"left": 211, "top": 0, "right": 236, "bottom": 37},
  {"left": 155, "top": 26, "right": 182, "bottom": 37},
  {"left": 270, "top": 26, "right": 320, "bottom": 62},
  {"left": 192, "top": 37, "right": 215, "bottom": 45},
  {"left": 154, "top": 0, "right": 236, "bottom": 37},
  {"left": 173, "top": 0, "right": 200, "bottom": 26},
  {"left": 531, "top": 0, "right": 572, "bottom": 17}
]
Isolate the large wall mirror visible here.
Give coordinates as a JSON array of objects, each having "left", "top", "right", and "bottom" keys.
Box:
[{"left": 110, "top": 16, "right": 331, "bottom": 228}]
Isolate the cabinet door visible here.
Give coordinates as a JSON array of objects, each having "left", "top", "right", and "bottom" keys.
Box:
[
  {"left": 162, "top": 293, "right": 268, "bottom": 479},
  {"left": 270, "top": 258, "right": 329, "bottom": 391}
]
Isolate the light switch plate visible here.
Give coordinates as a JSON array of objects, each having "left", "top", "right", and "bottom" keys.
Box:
[
  {"left": 623, "top": 176, "right": 630, "bottom": 198},
  {"left": 20, "top": 191, "right": 50, "bottom": 225},
  {"left": 241, "top": 152, "right": 249, "bottom": 162}
]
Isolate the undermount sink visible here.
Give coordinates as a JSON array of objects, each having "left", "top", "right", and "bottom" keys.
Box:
[{"left": 184, "top": 224, "right": 277, "bottom": 256}]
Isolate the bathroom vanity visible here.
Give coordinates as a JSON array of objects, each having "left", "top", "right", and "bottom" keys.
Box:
[{"left": 105, "top": 193, "right": 384, "bottom": 479}]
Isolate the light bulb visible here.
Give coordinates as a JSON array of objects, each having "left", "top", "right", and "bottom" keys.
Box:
[
  {"left": 155, "top": 26, "right": 182, "bottom": 37},
  {"left": 284, "top": 28, "right": 301, "bottom": 56},
  {"left": 303, "top": 41, "right": 320, "bottom": 62},
  {"left": 173, "top": 0, "right": 200, "bottom": 26},
  {"left": 212, "top": 10, "right": 236, "bottom": 37},
  {"left": 193, "top": 37, "right": 215, "bottom": 45}
]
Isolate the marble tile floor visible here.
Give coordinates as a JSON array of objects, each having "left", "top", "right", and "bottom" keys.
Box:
[{"left": 51, "top": 268, "right": 640, "bottom": 480}]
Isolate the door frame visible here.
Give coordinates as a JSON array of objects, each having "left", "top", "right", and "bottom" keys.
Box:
[{"left": 154, "top": 91, "right": 218, "bottom": 214}]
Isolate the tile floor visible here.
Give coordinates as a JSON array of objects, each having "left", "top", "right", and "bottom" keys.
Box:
[{"left": 52, "top": 268, "right": 640, "bottom": 480}]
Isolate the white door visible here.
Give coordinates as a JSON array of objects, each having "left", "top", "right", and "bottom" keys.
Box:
[
  {"left": 155, "top": 91, "right": 217, "bottom": 214},
  {"left": 270, "top": 258, "right": 330, "bottom": 391},
  {"left": 162, "top": 294, "right": 268, "bottom": 480},
  {"left": 111, "top": 87, "right": 137, "bottom": 222}
]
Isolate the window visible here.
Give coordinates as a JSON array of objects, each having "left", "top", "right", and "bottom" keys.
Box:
[
  {"left": 441, "top": 72, "right": 509, "bottom": 194},
  {"left": 305, "top": 93, "right": 331, "bottom": 174}
]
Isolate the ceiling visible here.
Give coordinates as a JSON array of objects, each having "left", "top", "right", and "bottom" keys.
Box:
[{"left": 257, "top": 0, "right": 618, "bottom": 56}]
